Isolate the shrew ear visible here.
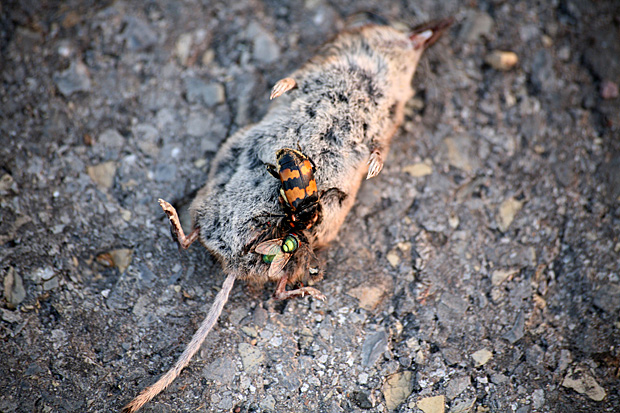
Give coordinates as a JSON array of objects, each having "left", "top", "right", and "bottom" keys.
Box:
[{"left": 321, "top": 187, "right": 348, "bottom": 207}]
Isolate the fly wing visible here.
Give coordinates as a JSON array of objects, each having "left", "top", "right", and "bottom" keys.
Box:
[
  {"left": 254, "top": 239, "right": 283, "bottom": 255},
  {"left": 268, "top": 252, "right": 292, "bottom": 278}
]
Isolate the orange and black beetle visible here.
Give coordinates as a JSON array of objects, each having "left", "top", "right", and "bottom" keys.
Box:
[{"left": 267, "top": 148, "right": 321, "bottom": 230}]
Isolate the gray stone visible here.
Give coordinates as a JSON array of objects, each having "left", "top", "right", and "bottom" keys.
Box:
[
  {"left": 382, "top": 371, "right": 413, "bottom": 411},
  {"left": 122, "top": 16, "right": 157, "bottom": 51},
  {"left": 0, "top": 173, "right": 16, "bottom": 194},
  {"left": 450, "top": 398, "right": 476, "bottom": 413},
  {"left": 24, "top": 363, "right": 46, "bottom": 377},
  {"left": 441, "top": 346, "right": 463, "bottom": 366},
  {"left": 446, "top": 375, "right": 471, "bottom": 399},
  {"left": 503, "top": 310, "right": 525, "bottom": 344},
  {"left": 562, "top": 367, "right": 606, "bottom": 401},
  {"left": 186, "top": 112, "right": 211, "bottom": 137},
  {"left": 217, "top": 394, "right": 234, "bottom": 410},
  {"left": 600, "top": 155, "right": 620, "bottom": 202},
  {"left": 3, "top": 267, "right": 26, "bottom": 309},
  {"left": 185, "top": 77, "right": 225, "bottom": 107},
  {"left": 247, "top": 22, "right": 281, "bottom": 64},
  {"left": 459, "top": 11, "right": 493, "bottom": 42},
  {"left": 526, "top": 344, "right": 544, "bottom": 367},
  {"left": 97, "top": 129, "right": 125, "bottom": 159},
  {"left": 260, "top": 394, "right": 276, "bottom": 411},
  {"left": 530, "top": 50, "right": 556, "bottom": 93},
  {"left": 43, "top": 277, "right": 59, "bottom": 291},
  {"left": 53, "top": 61, "right": 92, "bottom": 96},
  {"left": 87, "top": 161, "right": 117, "bottom": 189},
  {"left": 175, "top": 33, "right": 193, "bottom": 66},
  {"left": 153, "top": 163, "right": 176, "bottom": 182},
  {"left": 253, "top": 305, "right": 268, "bottom": 327},
  {"left": 583, "top": 25, "right": 620, "bottom": 80},
  {"left": 416, "top": 395, "right": 445, "bottom": 413},
  {"left": 593, "top": 283, "right": 620, "bottom": 314},
  {"left": 132, "top": 296, "right": 151, "bottom": 318},
  {"left": 437, "top": 291, "right": 469, "bottom": 322},
  {"left": 361, "top": 330, "right": 387, "bottom": 367},
  {"left": 133, "top": 123, "right": 159, "bottom": 157},
  {"left": 106, "top": 289, "right": 131, "bottom": 310},
  {"left": 29, "top": 267, "right": 54, "bottom": 284},
  {"left": 532, "top": 389, "right": 544, "bottom": 410},
  {"left": 491, "top": 373, "right": 509, "bottom": 385},
  {"left": 203, "top": 356, "right": 236, "bottom": 384},
  {"left": 238, "top": 343, "right": 264, "bottom": 372},
  {"left": 1, "top": 308, "right": 22, "bottom": 324},
  {"left": 439, "top": 135, "right": 481, "bottom": 173},
  {"left": 350, "top": 391, "right": 373, "bottom": 409},
  {"left": 472, "top": 348, "right": 493, "bottom": 367}
]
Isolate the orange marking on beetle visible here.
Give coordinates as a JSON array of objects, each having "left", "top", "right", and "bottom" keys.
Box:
[
  {"left": 307, "top": 179, "right": 318, "bottom": 195},
  {"left": 281, "top": 168, "right": 301, "bottom": 180},
  {"left": 300, "top": 161, "right": 313, "bottom": 176},
  {"left": 285, "top": 187, "right": 306, "bottom": 205}
]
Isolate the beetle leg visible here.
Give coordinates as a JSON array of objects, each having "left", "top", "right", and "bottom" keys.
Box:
[
  {"left": 270, "top": 77, "right": 297, "bottom": 100},
  {"left": 273, "top": 274, "right": 326, "bottom": 301},
  {"left": 158, "top": 199, "right": 199, "bottom": 249},
  {"left": 266, "top": 163, "right": 279, "bottom": 179},
  {"left": 366, "top": 149, "right": 384, "bottom": 179}
]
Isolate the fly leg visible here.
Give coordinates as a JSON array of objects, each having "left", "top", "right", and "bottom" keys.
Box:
[
  {"left": 273, "top": 273, "right": 326, "bottom": 301},
  {"left": 158, "top": 199, "right": 199, "bottom": 249}
]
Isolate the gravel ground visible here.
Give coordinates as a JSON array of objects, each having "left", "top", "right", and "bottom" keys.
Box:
[{"left": 1, "top": 0, "right": 619, "bottom": 412}]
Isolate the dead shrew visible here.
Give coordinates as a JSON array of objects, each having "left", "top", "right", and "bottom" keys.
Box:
[{"left": 123, "top": 16, "right": 453, "bottom": 412}]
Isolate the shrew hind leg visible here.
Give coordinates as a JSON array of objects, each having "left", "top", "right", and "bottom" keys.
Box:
[
  {"left": 273, "top": 274, "right": 326, "bottom": 301},
  {"left": 158, "top": 199, "right": 199, "bottom": 249}
]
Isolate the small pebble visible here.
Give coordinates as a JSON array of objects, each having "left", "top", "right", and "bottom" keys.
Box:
[
  {"left": 386, "top": 249, "right": 401, "bottom": 267},
  {"left": 562, "top": 367, "right": 606, "bottom": 401},
  {"left": 402, "top": 162, "right": 432, "bottom": 177},
  {"left": 202, "top": 356, "right": 236, "bottom": 384},
  {"left": 471, "top": 348, "right": 493, "bottom": 367},
  {"left": 417, "top": 395, "right": 445, "bottom": 413},
  {"left": 122, "top": 16, "right": 157, "bottom": 51},
  {"left": 491, "top": 268, "right": 519, "bottom": 286},
  {"left": 247, "top": 22, "right": 281, "bottom": 64},
  {"left": 460, "top": 11, "right": 493, "bottom": 42},
  {"left": 497, "top": 198, "right": 523, "bottom": 232},
  {"left": 450, "top": 398, "right": 476, "bottom": 413},
  {"left": 176, "top": 33, "right": 193, "bottom": 66},
  {"left": 382, "top": 371, "right": 413, "bottom": 411},
  {"left": 53, "top": 60, "right": 92, "bottom": 97},
  {"left": 485, "top": 51, "right": 518, "bottom": 71},
  {"left": 503, "top": 310, "right": 525, "bottom": 344},
  {"left": 446, "top": 375, "right": 471, "bottom": 400},
  {"left": 259, "top": 394, "right": 276, "bottom": 410},
  {"left": 3, "top": 267, "right": 26, "bottom": 309},
  {"left": 87, "top": 161, "right": 117, "bottom": 189},
  {"left": 361, "top": 330, "right": 388, "bottom": 368},
  {"left": 238, "top": 343, "right": 264, "bottom": 372},
  {"left": 601, "top": 80, "right": 618, "bottom": 100},
  {"left": 347, "top": 280, "right": 389, "bottom": 311},
  {"left": 185, "top": 77, "right": 225, "bottom": 107}
]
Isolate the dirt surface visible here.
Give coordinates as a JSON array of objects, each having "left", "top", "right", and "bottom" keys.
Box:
[{"left": 1, "top": 0, "right": 619, "bottom": 412}]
